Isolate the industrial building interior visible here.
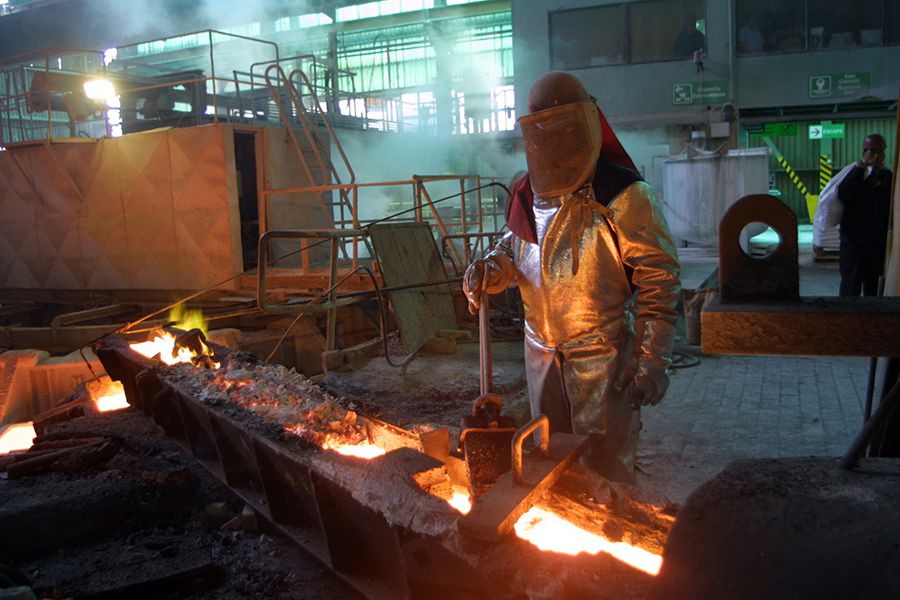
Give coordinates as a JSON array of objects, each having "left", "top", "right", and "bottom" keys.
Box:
[{"left": 0, "top": 0, "right": 898, "bottom": 598}]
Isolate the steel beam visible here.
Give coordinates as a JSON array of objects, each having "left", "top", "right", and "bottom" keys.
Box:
[{"left": 702, "top": 296, "right": 900, "bottom": 357}]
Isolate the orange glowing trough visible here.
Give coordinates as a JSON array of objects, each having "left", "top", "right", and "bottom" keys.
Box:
[
  {"left": 514, "top": 505, "right": 663, "bottom": 575},
  {"left": 94, "top": 381, "right": 129, "bottom": 412},
  {"left": 321, "top": 438, "right": 387, "bottom": 459},
  {"left": 0, "top": 422, "right": 36, "bottom": 455}
]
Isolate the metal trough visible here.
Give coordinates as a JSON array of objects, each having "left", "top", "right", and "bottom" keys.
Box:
[{"left": 94, "top": 335, "right": 487, "bottom": 600}]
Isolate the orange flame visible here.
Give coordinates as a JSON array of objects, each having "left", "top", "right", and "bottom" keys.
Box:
[
  {"left": 0, "top": 422, "right": 36, "bottom": 454},
  {"left": 130, "top": 332, "right": 219, "bottom": 368},
  {"left": 514, "top": 505, "right": 663, "bottom": 575},
  {"left": 94, "top": 381, "right": 129, "bottom": 412}
]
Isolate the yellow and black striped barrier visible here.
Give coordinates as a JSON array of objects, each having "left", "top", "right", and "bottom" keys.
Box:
[
  {"left": 819, "top": 154, "right": 833, "bottom": 189},
  {"left": 775, "top": 154, "right": 808, "bottom": 196}
]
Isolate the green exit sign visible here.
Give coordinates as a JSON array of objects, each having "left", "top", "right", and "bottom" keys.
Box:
[
  {"left": 809, "top": 123, "right": 846, "bottom": 139},
  {"left": 750, "top": 123, "right": 797, "bottom": 138}
]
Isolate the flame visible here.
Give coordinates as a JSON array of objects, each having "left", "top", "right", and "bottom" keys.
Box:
[
  {"left": 94, "top": 381, "right": 129, "bottom": 412},
  {"left": 131, "top": 332, "right": 193, "bottom": 365},
  {"left": 0, "top": 422, "right": 36, "bottom": 454},
  {"left": 447, "top": 486, "right": 472, "bottom": 514},
  {"left": 514, "top": 505, "right": 663, "bottom": 575},
  {"left": 321, "top": 439, "right": 386, "bottom": 459},
  {"left": 169, "top": 304, "right": 208, "bottom": 333},
  {"left": 130, "top": 332, "right": 219, "bottom": 368}
]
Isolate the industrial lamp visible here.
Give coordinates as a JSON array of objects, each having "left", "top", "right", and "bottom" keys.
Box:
[{"left": 82, "top": 78, "right": 117, "bottom": 101}]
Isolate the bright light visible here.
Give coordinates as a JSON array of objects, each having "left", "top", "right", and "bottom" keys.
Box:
[
  {"left": 95, "top": 381, "right": 129, "bottom": 412},
  {"left": 514, "top": 505, "right": 663, "bottom": 575},
  {"left": 447, "top": 486, "right": 472, "bottom": 514},
  {"left": 83, "top": 79, "right": 116, "bottom": 101},
  {"left": 0, "top": 422, "right": 36, "bottom": 454},
  {"left": 321, "top": 439, "right": 386, "bottom": 459},
  {"left": 103, "top": 48, "right": 117, "bottom": 65}
]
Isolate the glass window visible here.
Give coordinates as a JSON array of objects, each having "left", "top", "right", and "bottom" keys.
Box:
[
  {"left": 630, "top": 0, "right": 706, "bottom": 63},
  {"left": 888, "top": 0, "right": 900, "bottom": 44},
  {"left": 736, "top": 0, "right": 805, "bottom": 55},
  {"left": 549, "top": 5, "right": 624, "bottom": 69},
  {"left": 810, "top": 0, "right": 883, "bottom": 49}
]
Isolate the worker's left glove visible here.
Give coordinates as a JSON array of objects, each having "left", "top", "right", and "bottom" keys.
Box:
[{"left": 617, "top": 320, "right": 676, "bottom": 409}]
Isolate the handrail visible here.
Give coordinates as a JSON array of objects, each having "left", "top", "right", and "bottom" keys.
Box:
[
  {"left": 257, "top": 229, "right": 367, "bottom": 351},
  {"left": 289, "top": 68, "right": 356, "bottom": 186}
]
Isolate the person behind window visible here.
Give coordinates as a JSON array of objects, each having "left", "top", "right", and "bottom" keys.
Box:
[
  {"left": 738, "top": 13, "right": 765, "bottom": 54},
  {"left": 837, "top": 134, "right": 893, "bottom": 296},
  {"left": 672, "top": 13, "right": 706, "bottom": 58}
]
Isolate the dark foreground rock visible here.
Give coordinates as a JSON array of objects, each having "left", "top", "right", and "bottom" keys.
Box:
[{"left": 651, "top": 457, "right": 900, "bottom": 600}]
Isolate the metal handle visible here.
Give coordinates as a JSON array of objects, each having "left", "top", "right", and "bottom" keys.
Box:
[
  {"left": 511, "top": 415, "right": 550, "bottom": 484},
  {"left": 479, "top": 294, "right": 492, "bottom": 396}
]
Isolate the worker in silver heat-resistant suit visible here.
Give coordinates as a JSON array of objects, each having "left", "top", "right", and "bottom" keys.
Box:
[{"left": 464, "top": 72, "right": 681, "bottom": 484}]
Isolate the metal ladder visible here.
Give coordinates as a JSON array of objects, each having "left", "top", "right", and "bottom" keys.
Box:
[{"left": 263, "top": 63, "right": 365, "bottom": 262}]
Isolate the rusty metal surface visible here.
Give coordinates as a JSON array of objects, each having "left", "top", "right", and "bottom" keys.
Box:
[
  {"left": 702, "top": 296, "right": 900, "bottom": 357},
  {"left": 718, "top": 194, "right": 800, "bottom": 303},
  {"left": 94, "top": 335, "right": 486, "bottom": 600}
]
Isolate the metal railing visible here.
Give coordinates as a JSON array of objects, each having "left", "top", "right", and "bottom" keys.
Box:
[{"left": 260, "top": 175, "right": 508, "bottom": 272}]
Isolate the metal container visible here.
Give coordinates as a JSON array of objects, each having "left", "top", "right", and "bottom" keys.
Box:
[{"left": 662, "top": 147, "right": 770, "bottom": 246}]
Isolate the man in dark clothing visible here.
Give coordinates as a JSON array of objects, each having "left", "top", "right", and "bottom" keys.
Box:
[
  {"left": 672, "top": 14, "right": 706, "bottom": 58},
  {"left": 837, "top": 134, "right": 893, "bottom": 296}
]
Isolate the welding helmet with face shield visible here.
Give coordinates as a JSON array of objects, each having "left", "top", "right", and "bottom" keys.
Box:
[{"left": 517, "top": 100, "right": 603, "bottom": 198}]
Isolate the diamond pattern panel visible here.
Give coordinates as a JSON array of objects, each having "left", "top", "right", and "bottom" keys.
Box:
[
  {"left": 175, "top": 209, "right": 236, "bottom": 289},
  {"left": 170, "top": 126, "right": 229, "bottom": 212},
  {"left": 0, "top": 125, "right": 239, "bottom": 290},
  {"left": 0, "top": 154, "right": 42, "bottom": 220},
  {"left": 118, "top": 131, "right": 174, "bottom": 213}
]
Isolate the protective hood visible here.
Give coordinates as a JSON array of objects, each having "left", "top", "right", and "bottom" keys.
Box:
[
  {"left": 518, "top": 100, "right": 602, "bottom": 198},
  {"left": 508, "top": 104, "right": 640, "bottom": 244}
]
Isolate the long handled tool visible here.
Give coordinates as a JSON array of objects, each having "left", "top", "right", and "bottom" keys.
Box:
[{"left": 459, "top": 295, "right": 517, "bottom": 497}]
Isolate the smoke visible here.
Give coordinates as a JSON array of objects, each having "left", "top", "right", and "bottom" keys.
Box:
[
  {"left": 333, "top": 127, "right": 522, "bottom": 232},
  {"left": 83, "top": 0, "right": 316, "bottom": 47}
]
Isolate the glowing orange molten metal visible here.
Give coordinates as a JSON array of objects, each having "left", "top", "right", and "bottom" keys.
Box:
[
  {"left": 514, "top": 505, "right": 663, "bottom": 575},
  {"left": 94, "top": 381, "right": 129, "bottom": 412},
  {"left": 321, "top": 438, "right": 386, "bottom": 459},
  {"left": 447, "top": 486, "right": 472, "bottom": 514},
  {"left": 0, "top": 422, "right": 36, "bottom": 454}
]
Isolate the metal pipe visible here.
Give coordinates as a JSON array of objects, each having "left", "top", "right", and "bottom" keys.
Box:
[
  {"left": 864, "top": 276, "right": 886, "bottom": 422},
  {"left": 842, "top": 377, "right": 900, "bottom": 469},
  {"left": 479, "top": 296, "right": 492, "bottom": 396}
]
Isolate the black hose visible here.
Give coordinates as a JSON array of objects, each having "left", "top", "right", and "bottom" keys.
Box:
[{"left": 670, "top": 349, "right": 701, "bottom": 369}]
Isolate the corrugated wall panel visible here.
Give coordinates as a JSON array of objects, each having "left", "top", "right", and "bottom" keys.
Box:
[{"left": 747, "top": 116, "right": 897, "bottom": 222}]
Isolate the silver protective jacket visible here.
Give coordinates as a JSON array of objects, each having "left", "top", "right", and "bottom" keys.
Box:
[{"left": 485, "top": 181, "right": 680, "bottom": 481}]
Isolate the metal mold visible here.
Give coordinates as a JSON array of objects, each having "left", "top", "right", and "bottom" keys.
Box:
[{"left": 718, "top": 194, "right": 799, "bottom": 303}]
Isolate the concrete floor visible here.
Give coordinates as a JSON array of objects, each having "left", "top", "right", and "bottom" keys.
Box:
[{"left": 640, "top": 228, "right": 870, "bottom": 502}]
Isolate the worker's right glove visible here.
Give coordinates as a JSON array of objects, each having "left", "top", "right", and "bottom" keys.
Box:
[{"left": 463, "top": 253, "right": 515, "bottom": 314}]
